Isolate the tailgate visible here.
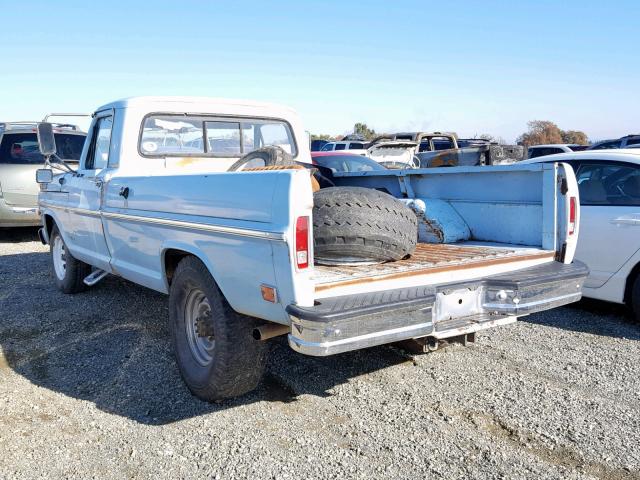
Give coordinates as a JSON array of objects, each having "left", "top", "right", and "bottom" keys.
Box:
[{"left": 289, "top": 260, "right": 588, "bottom": 356}]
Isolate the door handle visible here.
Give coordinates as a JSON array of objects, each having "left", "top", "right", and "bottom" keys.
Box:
[
  {"left": 94, "top": 178, "right": 103, "bottom": 188},
  {"left": 119, "top": 186, "right": 130, "bottom": 199}
]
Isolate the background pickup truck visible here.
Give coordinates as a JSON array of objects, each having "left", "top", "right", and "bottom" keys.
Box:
[{"left": 36, "top": 96, "right": 588, "bottom": 401}]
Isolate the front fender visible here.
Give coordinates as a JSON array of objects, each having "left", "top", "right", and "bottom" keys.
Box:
[{"left": 39, "top": 208, "right": 65, "bottom": 245}]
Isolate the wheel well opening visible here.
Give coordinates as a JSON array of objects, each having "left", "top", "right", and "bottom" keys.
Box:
[
  {"left": 164, "top": 249, "right": 193, "bottom": 286},
  {"left": 624, "top": 261, "right": 640, "bottom": 305},
  {"left": 44, "top": 214, "right": 55, "bottom": 236}
]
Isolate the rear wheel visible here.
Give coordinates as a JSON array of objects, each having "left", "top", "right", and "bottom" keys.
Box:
[
  {"left": 50, "top": 225, "right": 91, "bottom": 294},
  {"left": 169, "top": 256, "right": 268, "bottom": 401}
]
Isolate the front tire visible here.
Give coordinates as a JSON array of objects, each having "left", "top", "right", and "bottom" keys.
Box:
[
  {"left": 169, "top": 256, "right": 268, "bottom": 401},
  {"left": 50, "top": 225, "right": 91, "bottom": 294}
]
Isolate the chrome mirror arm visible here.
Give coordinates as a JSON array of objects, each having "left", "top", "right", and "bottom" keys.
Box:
[{"left": 44, "top": 154, "right": 77, "bottom": 174}]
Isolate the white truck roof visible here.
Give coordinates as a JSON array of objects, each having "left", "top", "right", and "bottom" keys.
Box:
[{"left": 95, "top": 96, "right": 298, "bottom": 119}]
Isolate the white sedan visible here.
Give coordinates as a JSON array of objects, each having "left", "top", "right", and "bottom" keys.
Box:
[{"left": 522, "top": 150, "right": 640, "bottom": 320}]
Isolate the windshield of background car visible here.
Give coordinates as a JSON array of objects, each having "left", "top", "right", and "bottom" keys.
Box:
[
  {"left": 590, "top": 141, "right": 620, "bottom": 150},
  {"left": 139, "top": 115, "right": 297, "bottom": 157},
  {"left": 315, "top": 154, "right": 384, "bottom": 173},
  {"left": 0, "top": 132, "right": 85, "bottom": 165}
]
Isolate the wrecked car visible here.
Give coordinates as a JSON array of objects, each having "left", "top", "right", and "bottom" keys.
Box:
[{"left": 367, "top": 131, "right": 524, "bottom": 168}]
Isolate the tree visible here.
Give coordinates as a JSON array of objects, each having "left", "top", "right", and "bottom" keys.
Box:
[
  {"left": 517, "top": 121, "right": 589, "bottom": 146},
  {"left": 353, "top": 122, "right": 376, "bottom": 140},
  {"left": 517, "top": 121, "right": 563, "bottom": 146},
  {"left": 561, "top": 130, "right": 589, "bottom": 145}
]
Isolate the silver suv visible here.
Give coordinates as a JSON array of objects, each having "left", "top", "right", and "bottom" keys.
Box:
[{"left": 0, "top": 122, "right": 86, "bottom": 227}]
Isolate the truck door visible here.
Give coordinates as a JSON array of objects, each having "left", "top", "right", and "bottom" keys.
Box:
[{"left": 63, "top": 111, "right": 113, "bottom": 271}]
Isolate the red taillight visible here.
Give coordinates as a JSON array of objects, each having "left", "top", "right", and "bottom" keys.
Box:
[
  {"left": 568, "top": 196, "right": 577, "bottom": 235},
  {"left": 295, "top": 216, "right": 310, "bottom": 269}
]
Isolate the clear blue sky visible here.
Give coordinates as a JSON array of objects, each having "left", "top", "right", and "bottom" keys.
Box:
[{"left": 0, "top": 0, "right": 638, "bottom": 142}]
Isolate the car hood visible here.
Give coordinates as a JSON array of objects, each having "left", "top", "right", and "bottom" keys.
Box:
[{"left": 367, "top": 142, "right": 418, "bottom": 167}]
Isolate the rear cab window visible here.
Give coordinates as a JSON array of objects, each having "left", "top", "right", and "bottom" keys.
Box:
[
  {"left": 139, "top": 115, "right": 297, "bottom": 158},
  {"left": 432, "top": 138, "right": 455, "bottom": 150},
  {"left": 0, "top": 132, "right": 85, "bottom": 165}
]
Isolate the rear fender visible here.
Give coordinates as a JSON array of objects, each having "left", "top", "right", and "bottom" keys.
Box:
[{"left": 160, "top": 242, "right": 219, "bottom": 295}]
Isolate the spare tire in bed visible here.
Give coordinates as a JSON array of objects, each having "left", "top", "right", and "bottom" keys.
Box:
[
  {"left": 227, "top": 146, "right": 295, "bottom": 171},
  {"left": 313, "top": 187, "right": 418, "bottom": 265}
]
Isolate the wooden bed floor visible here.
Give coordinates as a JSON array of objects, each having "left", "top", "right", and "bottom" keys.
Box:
[{"left": 313, "top": 243, "right": 555, "bottom": 289}]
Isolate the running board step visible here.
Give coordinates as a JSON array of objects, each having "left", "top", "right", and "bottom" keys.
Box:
[{"left": 84, "top": 269, "right": 109, "bottom": 286}]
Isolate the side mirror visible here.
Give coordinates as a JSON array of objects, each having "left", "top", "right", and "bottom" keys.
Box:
[
  {"left": 37, "top": 122, "right": 57, "bottom": 156},
  {"left": 36, "top": 169, "right": 53, "bottom": 184}
]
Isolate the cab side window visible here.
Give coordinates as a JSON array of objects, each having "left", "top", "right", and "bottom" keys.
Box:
[{"left": 86, "top": 116, "right": 113, "bottom": 170}]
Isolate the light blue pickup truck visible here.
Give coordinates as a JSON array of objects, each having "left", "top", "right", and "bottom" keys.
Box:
[{"left": 35, "top": 97, "right": 588, "bottom": 401}]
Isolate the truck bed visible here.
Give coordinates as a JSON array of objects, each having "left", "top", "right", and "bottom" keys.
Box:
[{"left": 313, "top": 243, "right": 555, "bottom": 296}]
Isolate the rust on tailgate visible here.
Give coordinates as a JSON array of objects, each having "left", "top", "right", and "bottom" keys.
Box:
[{"left": 314, "top": 243, "right": 555, "bottom": 292}]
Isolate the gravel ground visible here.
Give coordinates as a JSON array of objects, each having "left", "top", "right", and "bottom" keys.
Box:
[{"left": 1, "top": 227, "right": 639, "bottom": 480}]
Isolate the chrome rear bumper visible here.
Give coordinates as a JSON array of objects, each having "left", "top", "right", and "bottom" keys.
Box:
[{"left": 287, "top": 261, "right": 588, "bottom": 356}]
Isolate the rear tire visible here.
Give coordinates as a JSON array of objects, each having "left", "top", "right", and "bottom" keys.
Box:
[
  {"left": 169, "top": 256, "right": 268, "bottom": 401},
  {"left": 50, "top": 225, "right": 91, "bottom": 294}
]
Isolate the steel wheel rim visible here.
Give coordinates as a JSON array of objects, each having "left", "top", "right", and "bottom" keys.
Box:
[
  {"left": 52, "top": 235, "right": 66, "bottom": 281},
  {"left": 184, "top": 288, "right": 215, "bottom": 367}
]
